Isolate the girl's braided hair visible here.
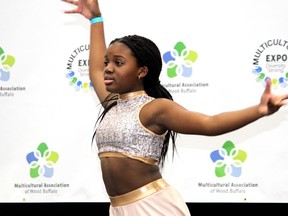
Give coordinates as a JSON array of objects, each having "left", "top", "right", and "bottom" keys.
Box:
[{"left": 94, "top": 35, "right": 177, "bottom": 167}]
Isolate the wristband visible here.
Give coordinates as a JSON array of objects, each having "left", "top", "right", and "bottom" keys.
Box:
[{"left": 90, "top": 17, "right": 103, "bottom": 24}]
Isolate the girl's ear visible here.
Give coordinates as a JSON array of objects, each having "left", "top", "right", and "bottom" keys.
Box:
[{"left": 137, "top": 66, "right": 148, "bottom": 79}]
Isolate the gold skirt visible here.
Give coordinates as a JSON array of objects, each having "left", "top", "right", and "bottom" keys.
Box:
[
  {"left": 109, "top": 180, "right": 191, "bottom": 216},
  {"left": 109, "top": 178, "right": 169, "bottom": 207}
]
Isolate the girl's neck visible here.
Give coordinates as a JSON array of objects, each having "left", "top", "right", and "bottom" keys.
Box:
[{"left": 119, "top": 90, "right": 147, "bottom": 100}]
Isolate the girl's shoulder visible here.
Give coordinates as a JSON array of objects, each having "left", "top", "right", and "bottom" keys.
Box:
[{"left": 143, "top": 97, "right": 177, "bottom": 111}]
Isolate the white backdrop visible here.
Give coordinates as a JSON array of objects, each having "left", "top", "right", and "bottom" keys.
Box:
[{"left": 1, "top": 0, "right": 288, "bottom": 203}]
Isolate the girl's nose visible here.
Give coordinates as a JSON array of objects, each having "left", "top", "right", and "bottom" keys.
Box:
[{"left": 105, "top": 63, "right": 113, "bottom": 72}]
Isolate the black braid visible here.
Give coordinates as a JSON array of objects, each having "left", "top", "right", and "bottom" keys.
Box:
[{"left": 95, "top": 35, "right": 177, "bottom": 167}]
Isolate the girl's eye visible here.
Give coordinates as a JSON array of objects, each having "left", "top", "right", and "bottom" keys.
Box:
[
  {"left": 104, "top": 60, "right": 108, "bottom": 66},
  {"left": 115, "top": 61, "right": 123, "bottom": 66}
]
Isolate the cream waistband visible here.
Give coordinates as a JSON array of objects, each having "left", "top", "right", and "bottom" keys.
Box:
[
  {"left": 109, "top": 178, "right": 169, "bottom": 207},
  {"left": 99, "top": 152, "right": 158, "bottom": 165}
]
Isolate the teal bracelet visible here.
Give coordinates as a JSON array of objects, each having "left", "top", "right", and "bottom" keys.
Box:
[{"left": 90, "top": 17, "right": 103, "bottom": 24}]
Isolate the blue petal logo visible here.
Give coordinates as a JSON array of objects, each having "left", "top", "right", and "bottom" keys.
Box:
[
  {"left": 163, "top": 41, "right": 198, "bottom": 78},
  {"left": 210, "top": 140, "right": 247, "bottom": 177},
  {"left": 26, "top": 142, "right": 59, "bottom": 178},
  {"left": 0, "top": 47, "right": 15, "bottom": 81}
]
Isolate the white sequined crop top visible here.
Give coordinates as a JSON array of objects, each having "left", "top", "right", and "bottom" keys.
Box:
[{"left": 95, "top": 93, "right": 166, "bottom": 165}]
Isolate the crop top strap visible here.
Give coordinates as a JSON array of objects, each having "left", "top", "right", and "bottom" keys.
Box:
[{"left": 99, "top": 152, "right": 158, "bottom": 166}]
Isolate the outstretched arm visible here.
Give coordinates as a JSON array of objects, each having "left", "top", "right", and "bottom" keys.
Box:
[
  {"left": 62, "top": 0, "right": 110, "bottom": 103},
  {"left": 156, "top": 79, "right": 288, "bottom": 136},
  {"left": 206, "top": 79, "right": 288, "bottom": 135}
]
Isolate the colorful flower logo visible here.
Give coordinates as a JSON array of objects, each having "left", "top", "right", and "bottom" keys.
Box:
[
  {"left": 0, "top": 47, "right": 15, "bottom": 81},
  {"left": 210, "top": 140, "right": 247, "bottom": 177},
  {"left": 252, "top": 65, "right": 288, "bottom": 88},
  {"left": 66, "top": 70, "right": 93, "bottom": 92},
  {"left": 163, "top": 41, "right": 198, "bottom": 78},
  {"left": 26, "top": 142, "right": 59, "bottom": 178}
]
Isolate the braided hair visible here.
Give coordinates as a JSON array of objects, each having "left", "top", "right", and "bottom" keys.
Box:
[{"left": 94, "top": 35, "right": 177, "bottom": 167}]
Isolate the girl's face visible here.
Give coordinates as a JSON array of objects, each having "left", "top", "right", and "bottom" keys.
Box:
[{"left": 104, "top": 42, "right": 144, "bottom": 94}]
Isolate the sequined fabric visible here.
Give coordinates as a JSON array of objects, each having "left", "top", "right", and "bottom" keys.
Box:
[{"left": 95, "top": 95, "right": 165, "bottom": 163}]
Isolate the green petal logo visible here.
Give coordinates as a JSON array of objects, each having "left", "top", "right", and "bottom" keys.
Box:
[
  {"left": 26, "top": 142, "right": 59, "bottom": 178},
  {"left": 210, "top": 140, "right": 247, "bottom": 177},
  {"left": 163, "top": 41, "right": 198, "bottom": 78},
  {"left": 0, "top": 47, "right": 15, "bottom": 81}
]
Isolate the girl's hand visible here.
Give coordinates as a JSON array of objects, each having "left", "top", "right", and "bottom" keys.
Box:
[
  {"left": 259, "top": 79, "right": 288, "bottom": 116},
  {"left": 62, "top": 0, "right": 101, "bottom": 20}
]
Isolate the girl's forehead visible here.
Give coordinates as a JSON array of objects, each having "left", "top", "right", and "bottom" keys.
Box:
[
  {"left": 109, "top": 42, "right": 130, "bottom": 50},
  {"left": 107, "top": 43, "right": 133, "bottom": 56}
]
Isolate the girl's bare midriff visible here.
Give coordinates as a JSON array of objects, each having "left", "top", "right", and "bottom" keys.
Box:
[{"left": 100, "top": 157, "right": 162, "bottom": 196}]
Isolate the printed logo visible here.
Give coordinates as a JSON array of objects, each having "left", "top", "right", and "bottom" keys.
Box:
[
  {"left": 252, "top": 39, "right": 288, "bottom": 89},
  {"left": 163, "top": 41, "right": 198, "bottom": 78},
  {"left": 0, "top": 46, "right": 15, "bottom": 81},
  {"left": 0, "top": 47, "right": 26, "bottom": 97},
  {"left": 161, "top": 41, "right": 209, "bottom": 94},
  {"left": 26, "top": 142, "right": 59, "bottom": 178},
  {"left": 210, "top": 140, "right": 247, "bottom": 177},
  {"left": 65, "top": 44, "right": 93, "bottom": 93}
]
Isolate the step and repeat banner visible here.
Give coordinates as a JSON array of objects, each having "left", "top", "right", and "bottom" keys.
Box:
[{"left": 1, "top": 0, "right": 288, "bottom": 203}]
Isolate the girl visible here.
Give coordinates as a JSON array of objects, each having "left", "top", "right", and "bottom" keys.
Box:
[{"left": 62, "top": 0, "right": 288, "bottom": 215}]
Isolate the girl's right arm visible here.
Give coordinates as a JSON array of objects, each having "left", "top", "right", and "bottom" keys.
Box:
[{"left": 62, "top": 0, "right": 110, "bottom": 103}]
